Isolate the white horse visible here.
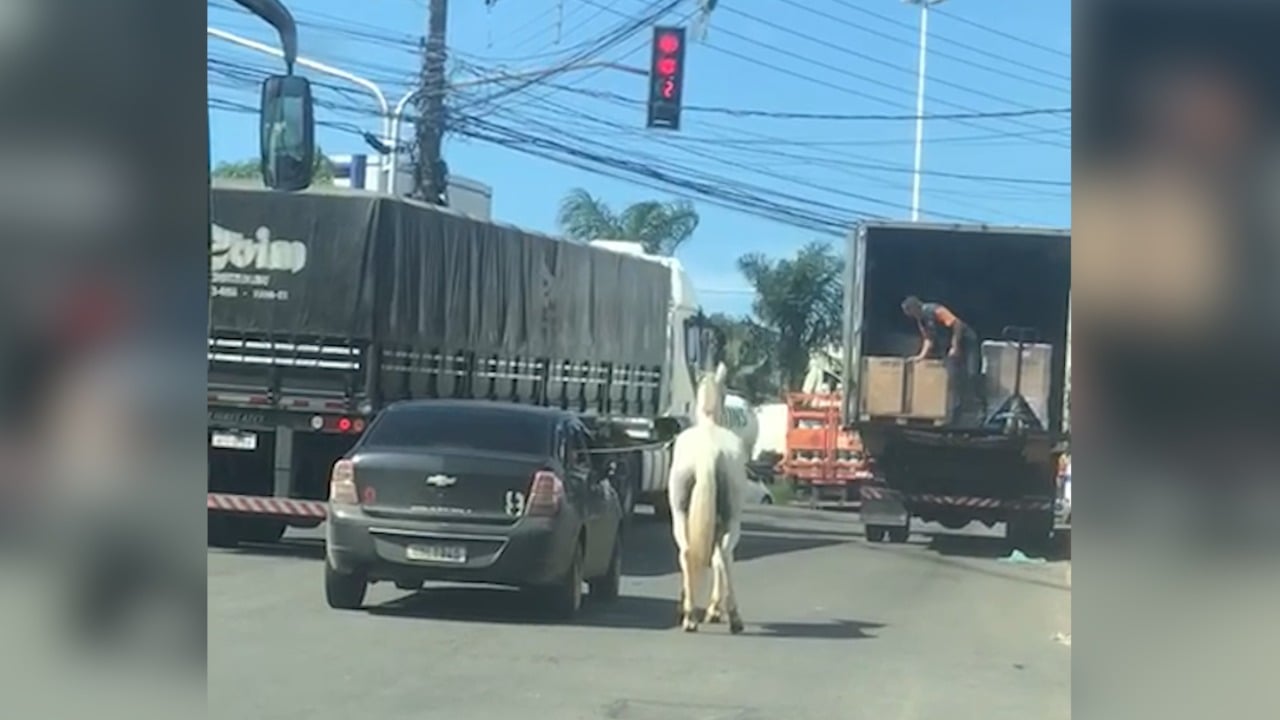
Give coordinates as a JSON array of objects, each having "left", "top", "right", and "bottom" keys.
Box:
[{"left": 667, "top": 362, "right": 748, "bottom": 634}]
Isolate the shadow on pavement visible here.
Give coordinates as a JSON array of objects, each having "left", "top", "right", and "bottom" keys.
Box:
[
  {"left": 366, "top": 586, "right": 679, "bottom": 630},
  {"left": 751, "top": 618, "right": 885, "bottom": 640},
  {"left": 924, "top": 531, "right": 1072, "bottom": 562},
  {"left": 367, "top": 586, "right": 887, "bottom": 639},
  {"left": 214, "top": 537, "right": 326, "bottom": 561}
]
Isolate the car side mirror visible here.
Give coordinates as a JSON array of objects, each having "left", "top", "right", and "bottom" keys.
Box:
[{"left": 259, "top": 74, "right": 315, "bottom": 191}]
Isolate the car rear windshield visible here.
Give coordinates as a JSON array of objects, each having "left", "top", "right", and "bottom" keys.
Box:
[{"left": 361, "top": 405, "right": 552, "bottom": 456}]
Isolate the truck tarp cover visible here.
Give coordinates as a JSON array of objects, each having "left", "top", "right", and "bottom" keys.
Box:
[{"left": 209, "top": 186, "right": 671, "bottom": 366}]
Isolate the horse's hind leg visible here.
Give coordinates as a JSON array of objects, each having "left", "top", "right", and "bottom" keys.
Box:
[
  {"left": 719, "top": 526, "right": 745, "bottom": 635},
  {"left": 678, "top": 548, "right": 699, "bottom": 632},
  {"left": 705, "top": 541, "right": 725, "bottom": 624}
]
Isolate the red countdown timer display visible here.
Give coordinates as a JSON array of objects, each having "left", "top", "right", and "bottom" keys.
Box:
[{"left": 647, "top": 26, "right": 686, "bottom": 131}]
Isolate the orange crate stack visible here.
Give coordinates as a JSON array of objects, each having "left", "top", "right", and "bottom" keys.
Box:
[{"left": 778, "top": 393, "right": 868, "bottom": 487}]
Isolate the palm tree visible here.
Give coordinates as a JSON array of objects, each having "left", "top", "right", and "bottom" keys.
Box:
[
  {"left": 738, "top": 242, "right": 844, "bottom": 392},
  {"left": 556, "top": 188, "right": 699, "bottom": 256}
]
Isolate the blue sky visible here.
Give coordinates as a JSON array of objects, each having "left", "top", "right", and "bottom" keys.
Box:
[{"left": 208, "top": 0, "right": 1070, "bottom": 317}]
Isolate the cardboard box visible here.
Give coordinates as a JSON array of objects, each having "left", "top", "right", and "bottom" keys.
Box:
[
  {"left": 860, "top": 356, "right": 906, "bottom": 416},
  {"left": 905, "top": 359, "right": 950, "bottom": 420}
]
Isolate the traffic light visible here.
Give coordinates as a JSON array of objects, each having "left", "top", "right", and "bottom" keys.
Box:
[{"left": 647, "top": 26, "right": 686, "bottom": 130}]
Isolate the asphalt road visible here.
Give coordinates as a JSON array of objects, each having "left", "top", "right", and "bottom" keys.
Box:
[{"left": 209, "top": 507, "right": 1071, "bottom": 720}]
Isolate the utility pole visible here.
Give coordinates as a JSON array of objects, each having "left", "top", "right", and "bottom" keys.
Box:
[
  {"left": 904, "top": 0, "right": 947, "bottom": 222},
  {"left": 414, "top": 0, "right": 449, "bottom": 204}
]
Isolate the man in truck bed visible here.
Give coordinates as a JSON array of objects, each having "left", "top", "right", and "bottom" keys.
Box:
[{"left": 902, "top": 296, "right": 983, "bottom": 416}]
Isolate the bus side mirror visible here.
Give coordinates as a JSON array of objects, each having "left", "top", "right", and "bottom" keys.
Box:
[{"left": 259, "top": 74, "right": 315, "bottom": 191}]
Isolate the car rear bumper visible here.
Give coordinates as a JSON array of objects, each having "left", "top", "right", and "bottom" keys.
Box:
[{"left": 325, "top": 506, "right": 578, "bottom": 588}]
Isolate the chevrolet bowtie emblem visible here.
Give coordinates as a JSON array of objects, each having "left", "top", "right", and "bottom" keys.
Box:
[{"left": 425, "top": 474, "right": 457, "bottom": 487}]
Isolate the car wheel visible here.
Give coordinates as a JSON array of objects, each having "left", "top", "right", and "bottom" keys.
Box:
[
  {"left": 543, "top": 540, "right": 584, "bottom": 620},
  {"left": 324, "top": 563, "right": 368, "bottom": 611},
  {"left": 887, "top": 525, "right": 910, "bottom": 544},
  {"left": 865, "top": 525, "right": 887, "bottom": 543},
  {"left": 588, "top": 531, "right": 622, "bottom": 604}
]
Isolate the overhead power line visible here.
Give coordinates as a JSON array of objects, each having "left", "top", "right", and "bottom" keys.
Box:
[
  {"left": 775, "top": 0, "right": 1069, "bottom": 90},
  {"left": 828, "top": 0, "right": 1070, "bottom": 81},
  {"left": 680, "top": 106, "right": 1070, "bottom": 122},
  {"left": 722, "top": 4, "right": 1068, "bottom": 104},
  {"left": 932, "top": 6, "right": 1071, "bottom": 60}
]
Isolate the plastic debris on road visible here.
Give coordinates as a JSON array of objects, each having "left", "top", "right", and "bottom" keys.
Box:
[{"left": 999, "top": 549, "right": 1047, "bottom": 564}]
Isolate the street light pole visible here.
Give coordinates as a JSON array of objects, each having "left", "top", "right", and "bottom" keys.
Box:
[
  {"left": 208, "top": 26, "right": 393, "bottom": 191},
  {"left": 904, "top": 0, "right": 946, "bottom": 222},
  {"left": 386, "top": 62, "right": 644, "bottom": 195}
]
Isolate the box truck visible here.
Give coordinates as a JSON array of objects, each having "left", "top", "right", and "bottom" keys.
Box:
[{"left": 841, "top": 220, "right": 1070, "bottom": 548}]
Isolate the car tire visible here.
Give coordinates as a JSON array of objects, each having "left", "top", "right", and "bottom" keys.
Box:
[
  {"left": 887, "top": 525, "right": 910, "bottom": 544},
  {"left": 324, "top": 563, "right": 368, "bottom": 611},
  {"left": 542, "top": 540, "right": 584, "bottom": 621},
  {"left": 588, "top": 531, "right": 622, "bottom": 604},
  {"left": 865, "top": 525, "right": 887, "bottom": 543}
]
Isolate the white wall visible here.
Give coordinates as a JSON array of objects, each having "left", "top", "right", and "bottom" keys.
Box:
[{"left": 753, "top": 402, "right": 788, "bottom": 459}]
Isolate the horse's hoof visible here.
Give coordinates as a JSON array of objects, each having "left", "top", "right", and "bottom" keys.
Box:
[
  {"left": 705, "top": 608, "right": 723, "bottom": 624},
  {"left": 729, "top": 612, "right": 745, "bottom": 635},
  {"left": 682, "top": 618, "right": 699, "bottom": 633}
]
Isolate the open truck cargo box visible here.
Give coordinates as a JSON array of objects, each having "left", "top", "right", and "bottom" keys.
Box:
[
  {"left": 209, "top": 185, "right": 672, "bottom": 417},
  {"left": 839, "top": 221, "right": 1071, "bottom": 544},
  {"left": 841, "top": 220, "right": 1071, "bottom": 435}
]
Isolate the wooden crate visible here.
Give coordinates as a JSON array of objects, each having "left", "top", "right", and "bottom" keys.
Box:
[
  {"left": 905, "top": 359, "right": 950, "bottom": 420},
  {"left": 861, "top": 356, "right": 907, "bottom": 416}
]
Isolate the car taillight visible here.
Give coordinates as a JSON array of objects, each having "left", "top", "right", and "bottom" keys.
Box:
[
  {"left": 527, "top": 470, "right": 564, "bottom": 516},
  {"left": 330, "top": 459, "right": 358, "bottom": 505}
]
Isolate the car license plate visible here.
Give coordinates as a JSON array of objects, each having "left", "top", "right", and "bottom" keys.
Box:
[
  {"left": 406, "top": 544, "right": 467, "bottom": 564},
  {"left": 210, "top": 431, "right": 258, "bottom": 451}
]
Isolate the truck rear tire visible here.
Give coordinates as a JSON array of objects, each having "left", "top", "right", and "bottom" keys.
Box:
[
  {"left": 241, "top": 518, "right": 287, "bottom": 545},
  {"left": 208, "top": 513, "right": 243, "bottom": 548},
  {"left": 1007, "top": 511, "right": 1053, "bottom": 553}
]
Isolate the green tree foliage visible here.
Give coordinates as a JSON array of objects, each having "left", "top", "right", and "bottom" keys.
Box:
[
  {"left": 737, "top": 241, "right": 844, "bottom": 392},
  {"left": 556, "top": 188, "right": 699, "bottom": 256},
  {"left": 211, "top": 147, "right": 337, "bottom": 184},
  {"left": 707, "top": 313, "right": 782, "bottom": 404}
]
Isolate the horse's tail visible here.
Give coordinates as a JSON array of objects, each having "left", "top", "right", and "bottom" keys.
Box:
[{"left": 686, "top": 426, "right": 718, "bottom": 569}]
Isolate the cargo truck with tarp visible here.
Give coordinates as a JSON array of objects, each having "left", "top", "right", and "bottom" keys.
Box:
[
  {"left": 207, "top": 184, "right": 716, "bottom": 546},
  {"left": 840, "top": 220, "right": 1071, "bottom": 549}
]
